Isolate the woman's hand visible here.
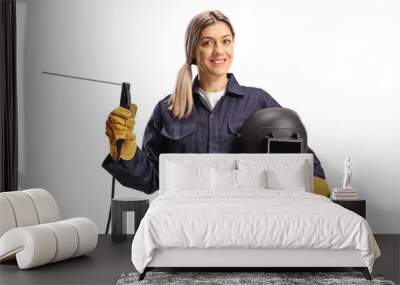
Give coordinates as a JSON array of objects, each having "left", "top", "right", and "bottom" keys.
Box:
[{"left": 106, "top": 104, "right": 138, "bottom": 161}]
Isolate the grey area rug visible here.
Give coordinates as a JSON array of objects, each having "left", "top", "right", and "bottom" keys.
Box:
[{"left": 116, "top": 271, "right": 396, "bottom": 285}]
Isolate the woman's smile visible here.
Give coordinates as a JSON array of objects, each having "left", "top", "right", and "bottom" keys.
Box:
[{"left": 209, "top": 58, "right": 227, "bottom": 66}]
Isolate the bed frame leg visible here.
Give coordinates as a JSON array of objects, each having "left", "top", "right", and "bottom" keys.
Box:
[
  {"left": 138, "top": 268, "right": 148, "bottom": 281},
  {"left": 354, "top": 267, "right": 371, "bottom": 280}
]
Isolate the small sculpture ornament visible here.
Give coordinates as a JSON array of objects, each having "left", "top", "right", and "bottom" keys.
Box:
[{"left": 342, "top": 156, "right": 353, "bottom": 190}]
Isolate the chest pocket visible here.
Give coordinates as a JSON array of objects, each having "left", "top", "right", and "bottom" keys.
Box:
[
  {"left": 160, "top": 123, "right": 197, "bottom": 153},
  {"left": 221, "top": 120, "right": 243, "bottom": 153},
  {"left": 227, "top": 121, "right": 243, "bottom": 137}
]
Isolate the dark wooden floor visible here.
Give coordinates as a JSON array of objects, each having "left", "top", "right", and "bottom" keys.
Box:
[{"left": 0, "top": 234, "right": 398, "bottom": 285}]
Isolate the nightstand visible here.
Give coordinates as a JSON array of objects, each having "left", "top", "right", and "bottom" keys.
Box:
[
  {"left": 332, "top": 199, "right": 366, "bottom": 219},
  {"left": 111, "top": 197, "right": 149, "bottom": 242}
]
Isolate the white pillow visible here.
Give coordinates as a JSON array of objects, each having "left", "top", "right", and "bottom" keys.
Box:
[
  {"left": 166, "top": 162, "right": 212, "bottom": 192},
  {"left": 212, "top": 168, "right": 236, "bottom": 191},
  {"left": 236, "top": 169, "right": 267, "bottom": 189},
  {"left": 211, "top": 168, "right": 268, "bottom": 191},
  {"left": 237, "top": 158, "right": 310, "bottom": 191},
  {"left": 265, "top": 161, "right": 308, "bottom": 191}
]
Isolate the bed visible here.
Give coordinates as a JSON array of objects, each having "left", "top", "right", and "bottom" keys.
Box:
[{"left": 131, "top": 154, "right": 381, "bottom": 280}]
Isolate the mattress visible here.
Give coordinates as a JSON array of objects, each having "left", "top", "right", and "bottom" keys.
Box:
[{"left": 131, "top": 190, "right": 381, "bottom": 273}]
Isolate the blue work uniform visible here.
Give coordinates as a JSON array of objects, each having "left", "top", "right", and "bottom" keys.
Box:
[{"left": 102, "top": 73, "right": 325, "bottom": 194}]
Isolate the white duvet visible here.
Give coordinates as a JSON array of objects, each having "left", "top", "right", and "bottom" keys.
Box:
[{"left": 131, "top": 190, "right": 380, "bottom": 273}]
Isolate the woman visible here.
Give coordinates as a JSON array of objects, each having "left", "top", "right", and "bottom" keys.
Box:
[{"left": 103, "top": 10, "right": 329, "bottom": 196}]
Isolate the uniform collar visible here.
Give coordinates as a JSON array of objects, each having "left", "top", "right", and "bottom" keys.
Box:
[{"left": 192, "top": 73, "right": 246, "bottom": 96}]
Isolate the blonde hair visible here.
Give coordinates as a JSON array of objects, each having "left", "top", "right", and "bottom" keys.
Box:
[{"left": 168, "top": 10, "right": 235, "bottom": 119}]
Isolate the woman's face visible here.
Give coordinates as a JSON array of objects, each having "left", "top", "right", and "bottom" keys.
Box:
[{"left": 194, "top": 21, "right": 234, "bottom": 77}]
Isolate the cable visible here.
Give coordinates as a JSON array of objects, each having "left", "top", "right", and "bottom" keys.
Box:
[
  {"left": 105, "top": 139, "right": 124, "bottom": 234},
  {"left": 105, "top": 82, "right": 131, "bottom": 235}
]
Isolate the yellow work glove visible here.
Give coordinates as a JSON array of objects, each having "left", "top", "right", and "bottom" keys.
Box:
[
  {"left": 313, "top": 176, "right": 330, "bottom": 197},
  {"left": 105, "top": 104, "right": 138, "bottom": 161}
]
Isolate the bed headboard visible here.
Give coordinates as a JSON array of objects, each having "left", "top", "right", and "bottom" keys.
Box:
[{"left": 159, "top": 153, "right": 313, "bottom": 194}]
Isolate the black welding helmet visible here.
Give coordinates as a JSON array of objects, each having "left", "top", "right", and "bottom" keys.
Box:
[{"left": 239, "top": 108, "right": 307, "bottom": 153}]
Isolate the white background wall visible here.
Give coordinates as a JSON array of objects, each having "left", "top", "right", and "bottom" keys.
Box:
[{"left": 16, "top": 0, "right": 400, "bottom": 233}]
